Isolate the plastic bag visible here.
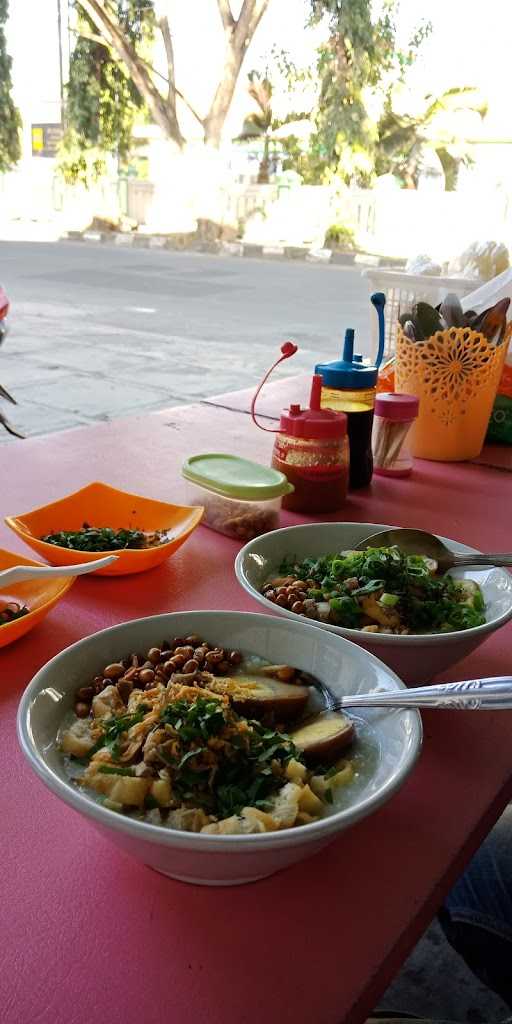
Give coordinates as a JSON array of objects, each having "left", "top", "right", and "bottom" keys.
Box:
[{"left": 405, "top": 254, "right": 443, "bottom": 276}]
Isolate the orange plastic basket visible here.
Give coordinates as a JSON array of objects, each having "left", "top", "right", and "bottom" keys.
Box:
[{"left": 395, "top": 324, "right": 511, "bottom": 461}]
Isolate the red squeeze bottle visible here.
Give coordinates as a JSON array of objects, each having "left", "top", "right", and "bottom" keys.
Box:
[{"left": 251, "top": 345, "right": 349, "bottom": 514}]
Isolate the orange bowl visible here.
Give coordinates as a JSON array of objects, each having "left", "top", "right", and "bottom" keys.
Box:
[
  {"left": 0, "top": 548, "right": 75, "bottom": 648},
  {"left": 5, "top": 482, "right": 204, "bottom": 576}
]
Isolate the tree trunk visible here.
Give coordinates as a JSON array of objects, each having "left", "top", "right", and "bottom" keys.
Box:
[
  {"left": 204, "top": 0, "right": 270, "bottom": 147},
  {"left": 75, "top": 0, "right": 271, "bottom": 239},
  {"left": 78, "top": 1, "right": 270, "bottom": 151},
  {"left": 257, "top": 136, "right": 270, "bottom": 183},
  {"left": 78, "top": 0, "right": 184, "bottom": 146}
]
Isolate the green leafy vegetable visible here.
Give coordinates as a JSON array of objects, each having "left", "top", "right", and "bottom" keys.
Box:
[
  {"left": 277, "top": 546, "right": 485, "bottom": 634},
  {"left": 158, "top": 695, "right": 301, "bottom": 819},
  {"left": 84, "top": 708, "right": 147, "bottom": 761},
  {"left": 329, "top": 595, "right": 361, "bottom": 627},
  {"left": 41, "top": 523, "right": 167, "bottom": 551},
  {"left": 160, "top": 697, "right": 226, "bottom": 741}
]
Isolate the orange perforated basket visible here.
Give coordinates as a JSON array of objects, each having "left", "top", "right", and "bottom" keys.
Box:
[{"left": 395, "top": 324, "right": 511, "bottom": 461}]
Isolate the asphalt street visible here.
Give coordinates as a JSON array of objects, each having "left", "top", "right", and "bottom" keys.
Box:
[{"left": 0, "top": 242, "right": 372, "bottom": 441}]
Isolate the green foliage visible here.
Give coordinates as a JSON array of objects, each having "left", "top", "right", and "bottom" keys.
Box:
[
  {"left": 308, "top": 0, "right": 431, "bottom": 185},
  {"left": 375, "top": 87, "right": 487, "bottom": 190},
  {"left": 306, "top": 3, "right": 483, "bottom": 190},
  {"left": 0, "top": 0, "right": 21, "bottom": 173},
  {"left": 235, "top": 72, "right": 273, "bottom": 182},
  {"left": 57, "top": 128, "right": 106, "bottom": 186},
  {"left": 324, "top": 223, "right": 355, "bottom": 250},
  {"left": 61, "top": 1, "right": 154, "bottom": 183},
  {"left": 67, "top": 35, "right": 143, "bottom": 156},
  {"left": 280, "top": 135, "right": 319, "bottom": 183},
  {"left": 236, "top": 69, "right": 310, "bottom": 183},
  {"left": 239, "top": 71, "right": 273, "bottom": 138}
]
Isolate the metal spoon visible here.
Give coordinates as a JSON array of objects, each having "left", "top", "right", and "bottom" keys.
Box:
[
  {"left": 0, "top": 555, "right": 118, "bottom": 587},
  {"left": 322, "top": 677, "right": 512, "bottom": 712},
  {"left": 356, "top": 528, "right": 512, "bottom": 571}
]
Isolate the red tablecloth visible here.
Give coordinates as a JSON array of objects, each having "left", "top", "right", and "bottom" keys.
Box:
[{"left": 1, "top": 401, "right": 511, "bottom": 1024}]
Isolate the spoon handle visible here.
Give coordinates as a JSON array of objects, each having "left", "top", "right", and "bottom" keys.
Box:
[
  {"left": 0, "top": 555, "right": 118, "bottom": 585},
  {"left": 449, "top": 552, "right": 512, "bottom": 568},
  {"left": 334, "top": 678, "right": 512, "bottom": 711}
]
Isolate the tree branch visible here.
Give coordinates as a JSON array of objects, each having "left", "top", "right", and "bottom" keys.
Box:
[
  {"left": 77, "top": 0, "right": 185, "bottom": 145},
  {"left": 76, "top": 0, "right": 270, "bottom": 150},
  {"left": 173, "top": 88, "right": 204, "bottom": 131},
  {"left": 233, "top": 0, "right": 269, "bottom": 49},
  {"left": 70, "top": 26, "right": 110, "bottom": 48},
  {"left": 72, "top": 25, "right": 204, "bottom": 130},
  {"left": 217, "top": 0, "right": 235, "bottom": 32},
  {"left": 158, "top": 16, "right": 176, "bottom": 112},
  {"left": 157, "top": 16, "right": 204, "bottom": 128}
]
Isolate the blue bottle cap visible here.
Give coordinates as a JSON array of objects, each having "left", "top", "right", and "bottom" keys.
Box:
[
  {"left": 315, "top": 293, "right": 386, "bottom": 390},
  {"left": 316, "top": 329, "right": 379, "bottom": 389}
]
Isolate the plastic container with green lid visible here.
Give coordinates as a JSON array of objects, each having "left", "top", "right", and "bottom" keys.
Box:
[{"left": 182, "top": 454, "right": 294, "bottom": 541}]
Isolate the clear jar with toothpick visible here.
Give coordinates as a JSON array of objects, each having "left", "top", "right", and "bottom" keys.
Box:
[{"left": 372, "top": 393, "right": 419, "bottom": 477}]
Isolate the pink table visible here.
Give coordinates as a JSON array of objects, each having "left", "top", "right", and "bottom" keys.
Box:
[
  {"left": 1, "top": 400, "right": 512, "bottom": 1024},
  {"left": 207, "top": 372, "right": 512, "bottom": 472}
]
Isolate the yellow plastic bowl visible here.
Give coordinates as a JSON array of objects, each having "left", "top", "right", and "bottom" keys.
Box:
[
  {"left": 0, "top": 548, "right": 76, "bottom": 648},
  {"left": 5, "top": 481, "right": 204, "bottom": 576}
]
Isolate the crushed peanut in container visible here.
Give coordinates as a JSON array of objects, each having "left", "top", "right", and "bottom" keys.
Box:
[{"left": 182, "top": 453, "right": 293, "bottom": 541}]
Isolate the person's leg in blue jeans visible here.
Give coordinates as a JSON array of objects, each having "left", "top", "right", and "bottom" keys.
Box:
[{"left": 439, "top": 806, "right": 512, "bottom": 1009}]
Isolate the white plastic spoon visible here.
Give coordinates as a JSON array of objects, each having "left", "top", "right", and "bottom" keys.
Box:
[{"left": 0, "top": 554, "right": 118, "bottom": 587}]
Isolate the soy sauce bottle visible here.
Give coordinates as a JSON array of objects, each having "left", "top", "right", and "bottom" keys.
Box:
[{"left": 315, "top": 294, "right": 385, "bottom": 489}]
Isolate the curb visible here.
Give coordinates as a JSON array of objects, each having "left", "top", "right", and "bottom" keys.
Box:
[{"left": 61, "top": 230, "right": 406, "bottom": 269}]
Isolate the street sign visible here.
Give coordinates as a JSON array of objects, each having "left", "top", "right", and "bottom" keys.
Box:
[{"left": 31, "top": 123, "right": 64, "bottom": 158}]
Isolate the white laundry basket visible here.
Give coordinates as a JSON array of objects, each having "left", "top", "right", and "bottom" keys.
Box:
[{"left": 362, "top": 269, "right": 480, "bottom": 358}]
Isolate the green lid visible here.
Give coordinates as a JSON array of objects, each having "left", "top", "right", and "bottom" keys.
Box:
[{"left": 182, "top": 453, "right": 294, "bottom": 500}]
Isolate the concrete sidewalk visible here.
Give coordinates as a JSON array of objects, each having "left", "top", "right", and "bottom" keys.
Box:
[
  {"left": 65, "top": 225, "right": 399, "bottom": 269},
  {"left": 0, "top": 240, "right": 371, "bottom": 443}
]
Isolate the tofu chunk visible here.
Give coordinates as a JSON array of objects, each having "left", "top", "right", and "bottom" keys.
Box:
[
  {"left": 201, "top": 806, "right": 277, "bottom": 835},
  {"left": 361, "top": 593, "right": 400, "bottom": 629},
  {"left": 84, "top": 770, "right": 151, "bottom": 807},
  {"left": 267, "top": 782, "right": 302, "bottom": 829},
  {"left": 60, "top": 719, "right": 96, "bottom": 758},
  {"left": 92, "top": 685, "right": 124, "bottom": 720}
]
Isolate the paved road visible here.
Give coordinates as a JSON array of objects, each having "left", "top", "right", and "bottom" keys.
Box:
[{"left": 0, "top": 241, "right": 371, "bottom": 441}]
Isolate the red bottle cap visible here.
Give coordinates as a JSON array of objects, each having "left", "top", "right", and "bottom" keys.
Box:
[
  {"left": 375, "top": 392, "right": 419, "bottom": 422},
  {"left": 279, "top": 375, "right": 347, "bottom": 438}
]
